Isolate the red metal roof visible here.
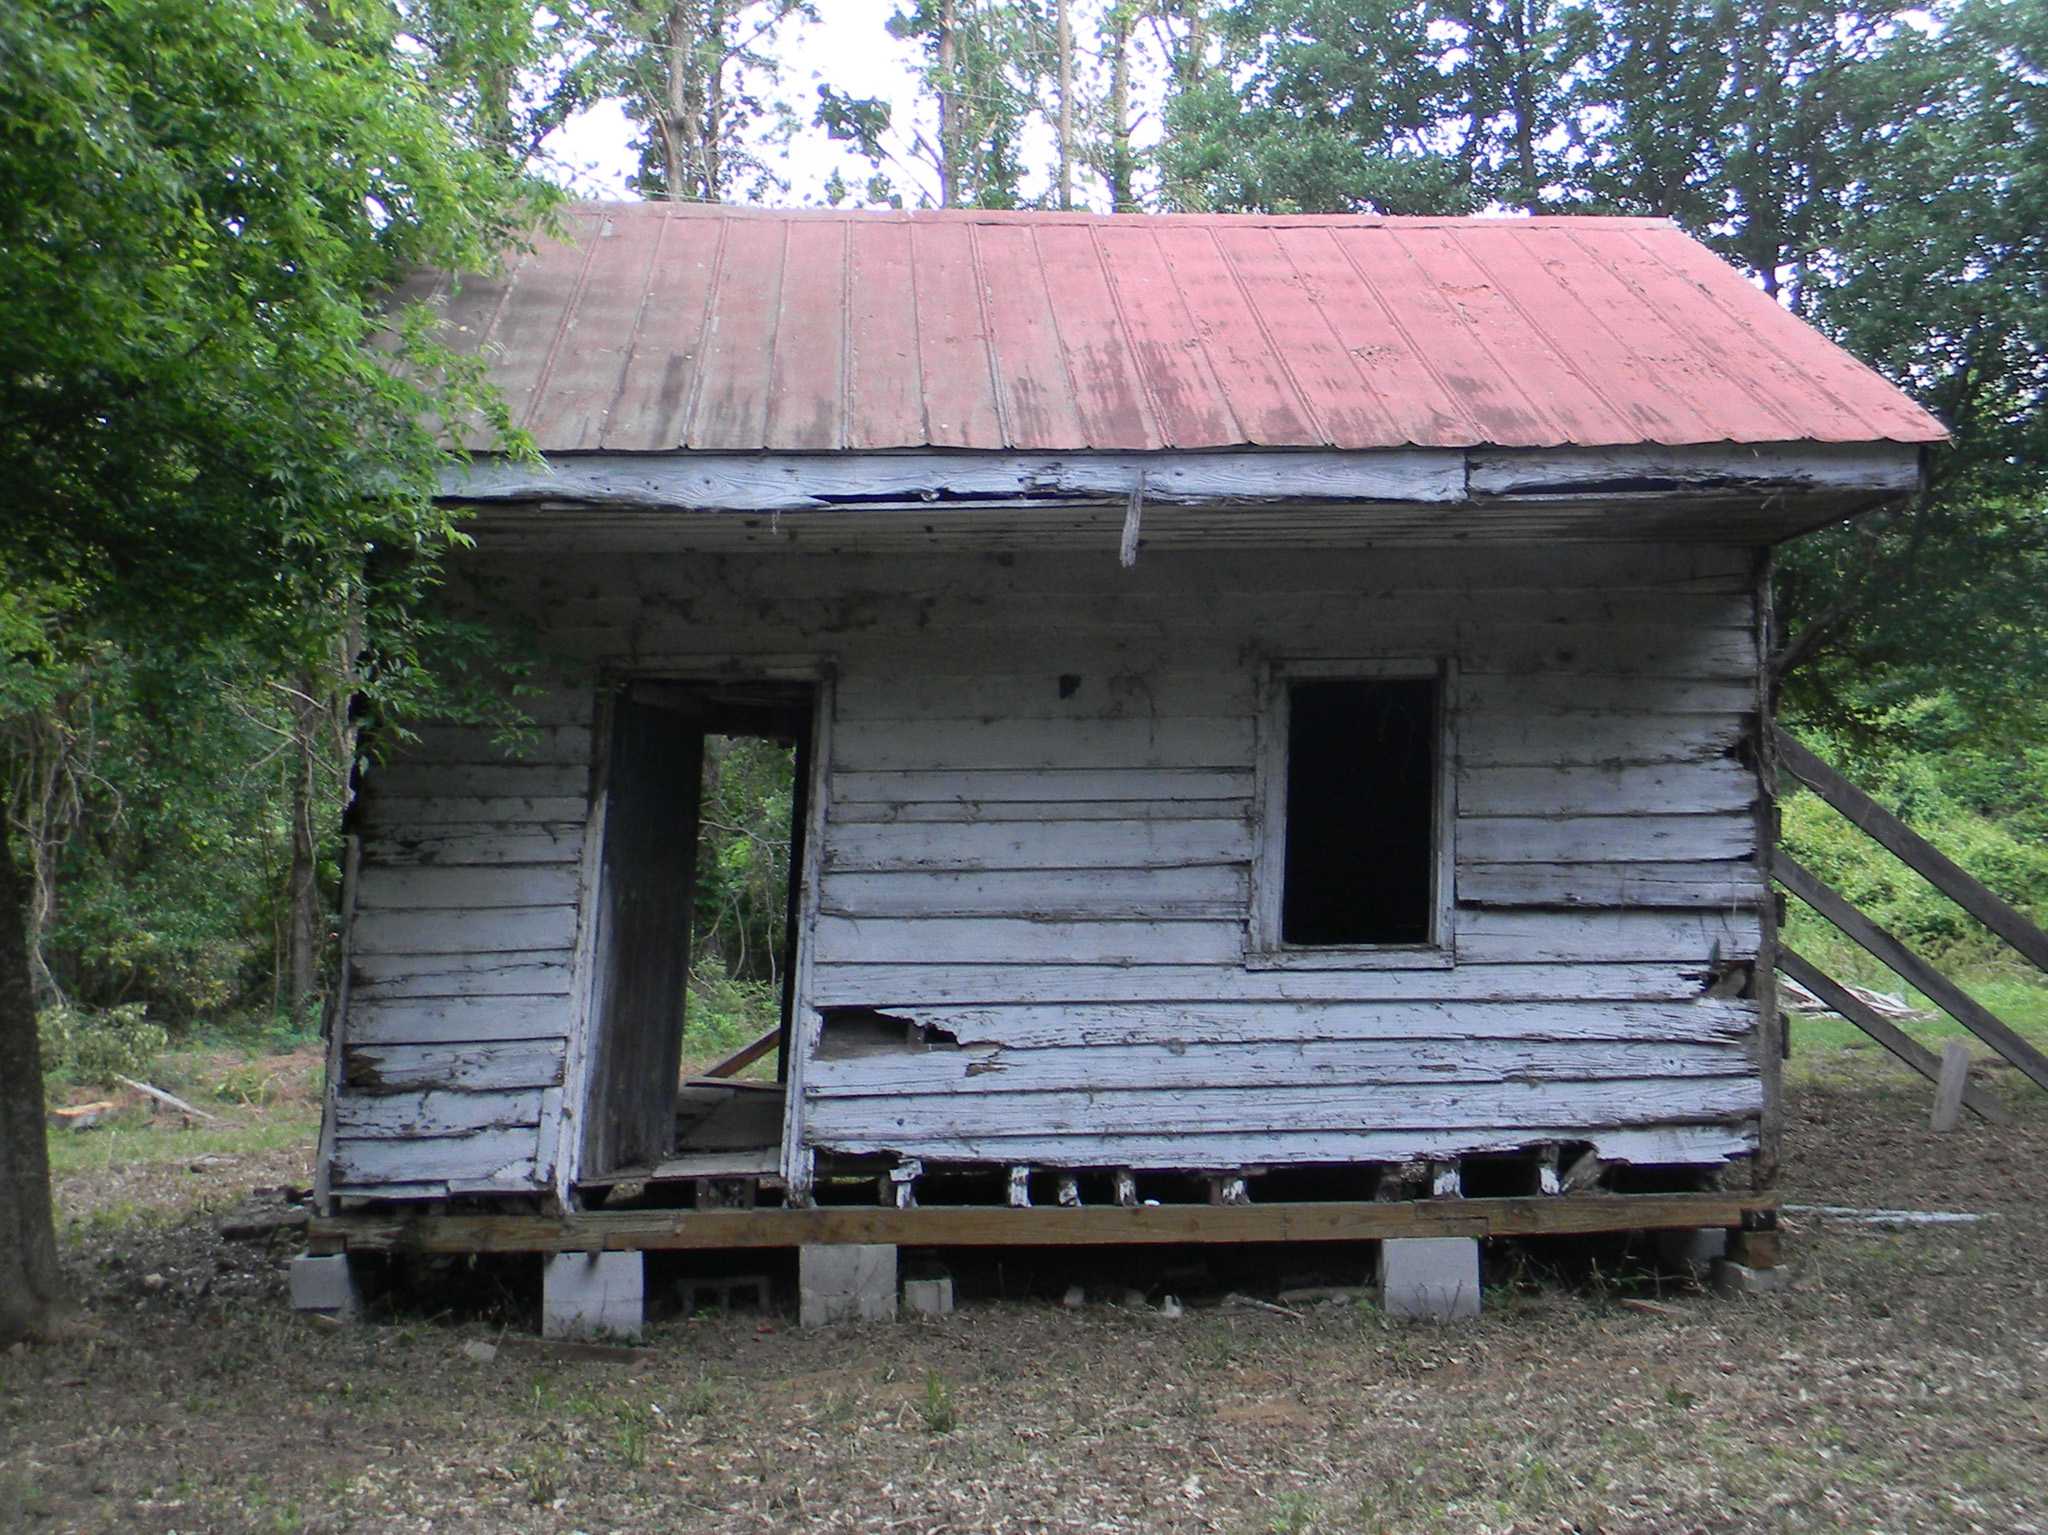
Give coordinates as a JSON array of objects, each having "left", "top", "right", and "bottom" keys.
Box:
[{"left": 411, "top": 204, "right": 1946, "bottom": 454}]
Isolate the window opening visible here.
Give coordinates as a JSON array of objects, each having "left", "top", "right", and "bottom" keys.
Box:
[{"left": 1281, "top": 676, "right": 1438, "bottom": 947}]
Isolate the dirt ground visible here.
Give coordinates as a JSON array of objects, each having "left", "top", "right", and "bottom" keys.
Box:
[{"left": 4, "top": 1044, "right": 2045, "bottom": 1535}]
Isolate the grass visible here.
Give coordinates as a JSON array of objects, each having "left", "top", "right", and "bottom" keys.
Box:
[
  {"left": 11, "top": 992, "right": 2048, "bottom": 1533},
  {"left": 1781, "top": 908, "right": 2048, "bottom": 1084}
]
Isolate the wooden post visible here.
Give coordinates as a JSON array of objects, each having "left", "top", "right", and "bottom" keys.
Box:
[
  {"left": 1777, "top": 947, "right": 2010, "bottom": 1124},
  {"left": 1931, "top": 1042, "right": 1972, "bottom": 1133},
  {"left": 1751, "top": 552, "right": 1784, "bottom": 1190}
]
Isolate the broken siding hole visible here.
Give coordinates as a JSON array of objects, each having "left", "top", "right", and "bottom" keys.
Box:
[
  {"left": 886, "top": 1160, "right": 922, "bottom": 1210},
  {"left": 1560, "top": 1147, "right": 1610, "bottom": 1193},
  {"left": 695, "top": 1177, "right": 755, "bottom": 1211},
  {"left": 1703, "top": 961, "right": 1753, "bottom": 1000},
  {"left": 813, "top": 1006, "right": 965, "bottom": 1058}
]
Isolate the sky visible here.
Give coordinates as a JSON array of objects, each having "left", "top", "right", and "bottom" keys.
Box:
[{"left": 538, "top": 1, "right": 1167, "bottom": 209}]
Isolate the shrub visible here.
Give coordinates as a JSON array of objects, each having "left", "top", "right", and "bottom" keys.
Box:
[{"left": 38, "top": 1002, "right": 168, "bottom": 1096}]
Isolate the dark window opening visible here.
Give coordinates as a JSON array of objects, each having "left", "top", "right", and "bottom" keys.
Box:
[{"left": 1281, "top": 677, "right": 1437, "bottom": 946}]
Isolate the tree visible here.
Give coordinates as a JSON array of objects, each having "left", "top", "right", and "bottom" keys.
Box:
[
  {"left": 592, "top": 1, "right": 813, "bottom": 202},
  {"left": 0, "top": 0, "right": 546, "bottom": 1344},
  {"left": 1155, "top": 0, "right": 1476, "bottom": 212}
]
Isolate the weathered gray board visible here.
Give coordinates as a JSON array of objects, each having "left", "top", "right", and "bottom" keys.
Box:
[{"left": 325, "top": 542, "right": 1767, "bottom": 1200}]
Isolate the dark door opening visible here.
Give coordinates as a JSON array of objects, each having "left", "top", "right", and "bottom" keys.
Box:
[{"left": 580, "top": 679, "right": 814, "bottom": 1184}]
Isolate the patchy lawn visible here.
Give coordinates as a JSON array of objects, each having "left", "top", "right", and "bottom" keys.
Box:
[{"left": 5, "top": 1029, "right": 2046, "bottom": 1534}]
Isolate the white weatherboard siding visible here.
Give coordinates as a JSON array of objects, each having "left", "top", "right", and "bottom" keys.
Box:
[
  {"left": 326, "top": 542, "right": 1767, "bottom": 1197},
  {"left": 328, "top": 691, "right": 592, "bottom": 1197}
]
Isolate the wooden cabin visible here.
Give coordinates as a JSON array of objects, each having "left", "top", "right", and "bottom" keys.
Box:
[{"left": 304, "top": 206, "right": 1946, "bottom": 1319}]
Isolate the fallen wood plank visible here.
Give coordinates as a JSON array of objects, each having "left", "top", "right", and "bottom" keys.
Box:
[
  {"left": 1776, "top": 857, "right": 2048, "bottom": 1093},
  {"left": 699, "top": 1026, "right": 781, "bottom": 1080},
  {"left": 1776, "top": 947, "right": 2010, "bottom": 1125},
  {"left": 1777, "top": 729, "right": 2048, "bottom": 976},
  {"left": 312, "top": 1191, "right": 1776, "bottom": 1254},
  {"left": 114, "top": 1075, "right": 223, "bottom": 1123}
]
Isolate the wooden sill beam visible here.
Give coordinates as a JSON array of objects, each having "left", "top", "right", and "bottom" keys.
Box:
[
  {"left": 1776, "top": 728, "right": 2048, "bottom": 977},
  {"left": 309, "top": 1191, "right": 1774, "bottom": 1256},
  {"left": 1776, "top": 854, "right": 2048, "bottom": 1092},
  {"left": 1776, "top": 946, "right": 2010, "bottom": 1125}
]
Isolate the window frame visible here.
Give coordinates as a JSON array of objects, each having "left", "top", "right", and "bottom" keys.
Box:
[{"left": 1246, "top": 657, "right": 1457, "bottom": 970}]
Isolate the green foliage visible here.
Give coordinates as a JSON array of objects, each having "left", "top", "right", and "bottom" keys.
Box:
[
  {"left": 1782, "top": 699, "right": 2048, "bottom": 968},
  {"left": 0, "top": 0, "right": 555, "bottom": 1032},
  {"left": 918, "top": 1370, "right": 958, "bottom": 1434},
  {"left": 37, "top": 1003, "right": 166, "bottom": 1095},
  {"left": 693, "top": 735, "right": 795, "bottom": 985},
  {"left": 682, "top": 952, "right": 781, "bottom": 1060}
]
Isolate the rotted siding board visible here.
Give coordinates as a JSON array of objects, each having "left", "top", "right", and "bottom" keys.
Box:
[
  {"left": 807, "top": 1040, "right": 1752, "bottom": 1099},
  {"left": 812, "top": 910, "right": 1760, "bottom": 968},
  {"left": 831, "top": 768, "right": 1254, "bottom": 804},
  {"left": 353, "top": 864, "right": 581, "bottom": 911},
  {"left": 806, "top": 1076, "right": 1765, "bottom": 1140},
  {"left": 331, "top": 1132, "right": 538, "bottom": 1186},
  {"left": 824, "top": 818, "right": 1252, "bottom": 874},
  {"left": 348, "top": 952, "right": 575, "bottom": 999},
  {"left": 343, "top": 1039, "right": 566, "bottom": 1093},
  {"left": 1458, "top": 763, "right": 1755, "bottom": 818},
  {"left": 359, "top": 825, "right": 587, "bottom": 868},
  {"left": 806, "top": 998, "right": 1753, "bottom": 1047},
  {"left": 818, "top": 866, "right": 1249, "bottom": 919},
  {"left": 810, "top": 998, "right": 1755, "bottom": 1048},
  {"left": 356, "top": 795, "right": 589, "bottom": 827},
  {"left": 809, "top": 963, "right": 1724, "bottom": 1008},
  {"left": 334, "top": 1087, "right": 549, "bottom": 1137},
  {"left": 801, "top": 1123, "right": 1758, "bottom": 1170},
  {"left": 363, "top": 763, "right": 590, "bottom": 800},
  {"left": 832, "top": 798, "right": 1251, "bottom": 826},
  {"left": 1459, "top": 861, "right": 1762, "bottom": 909},
  {"left": 1457, "top": 814, "right": 1754, "bottom": 864},
  {"left": 351, "top": 905, "right": 579, "bottom": 956},
  {"left": 348, "top": 995, "right": 572, "bottom": 1045}
]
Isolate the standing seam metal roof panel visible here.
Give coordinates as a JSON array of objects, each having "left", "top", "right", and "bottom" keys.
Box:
[{"left": 414, "top": 203, "right": 1947, "bottom": 454}]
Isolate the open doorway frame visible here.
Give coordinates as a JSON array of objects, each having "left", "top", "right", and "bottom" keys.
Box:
[{"left": 557, "top": 666, "right": 832, "bottom": 1208}]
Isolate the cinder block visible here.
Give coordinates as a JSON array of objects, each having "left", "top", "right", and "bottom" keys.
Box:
[
  {"left": 799, "top": 1243, "right": 897, "bottom": 1327},
  {"left": 1712, "top": 1258, "right": 1791, "bottom": 1298},
  {"left": 902, "top": 1275, "right": 955, "bottom": 1316},
  {"left": 543, "top": 1251, "right": 645, "bottom": 1340},
  {"left": 1656, "top": 1226, "right": 1730, "bottom": 1275},
  {"left": 1377, "top": 1237, "right": 1481, "bottom": 1321},
  {"left": 289, "top": 1253, "right": 361, "bottom": 1319}
]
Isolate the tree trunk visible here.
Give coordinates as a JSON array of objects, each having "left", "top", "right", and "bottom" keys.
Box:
[
  {"left": 1057, "top": 0, "right": 1073, "bottom": 210},
  {"left": 0, "top": 807, "right": 67, "bottom": 1344},
  {"left": 1510, "top": 1, "right": 1540, "bottom": 212},
  {"left": 937, "top": 0, "right": 958, "bottom": 207},
  {"left": 1107, "top": 7, "right": 1134, "bottom": 211},
  {"left": 285, "top": 675, "right": 323, "bottom": 1023}
]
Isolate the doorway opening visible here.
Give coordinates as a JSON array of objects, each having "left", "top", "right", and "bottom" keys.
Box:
[{"left": 578, "top": 678, "right": 815, "bottom": 1192}]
